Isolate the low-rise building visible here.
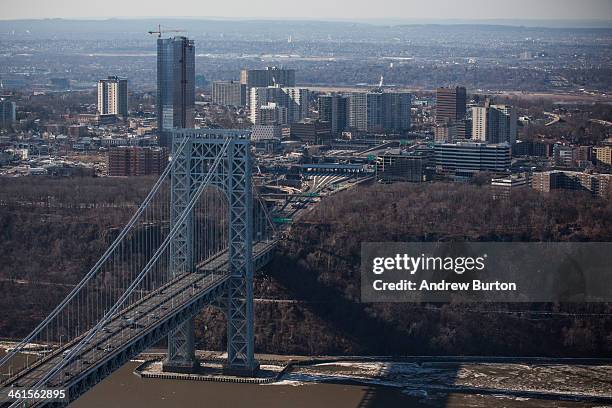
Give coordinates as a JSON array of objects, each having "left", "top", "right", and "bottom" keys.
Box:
[
  {"left": 434, "top": 142, "right": 511, "bottom": 173},
  {"left": 290, "top": 120, "right": 332, "bottom": 145},
  {"left": 68, "top": 125, "right": 89, "bottom": 138},
  {"left": 434, "top": 122, "right": 458, "bottom": 143},
  {"left": 594, "top": 146, "right": 611, "bottom": 166},
  {"left": 532, "top": 170, "right": 611, "bottom": 199},
  {"left": 107, "top": 146, "right": 168, "bottom": 176},
  {"left": 251, "top": 125, "right": 283, "bottom": 141},
  {"left": 491, "top": 173, "right": 530, "bottom": 199}
]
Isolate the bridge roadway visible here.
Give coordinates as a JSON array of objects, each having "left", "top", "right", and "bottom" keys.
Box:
[{"left": 0, "top": 239, "right": 277, "bottom": 407}]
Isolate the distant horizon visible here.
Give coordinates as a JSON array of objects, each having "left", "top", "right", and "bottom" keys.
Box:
[
  {"left": 0, "top": 16, "right": 610, "bottom": 29},
  {"left": 1, "top": 0, "right": 611, "bottom": 28}
]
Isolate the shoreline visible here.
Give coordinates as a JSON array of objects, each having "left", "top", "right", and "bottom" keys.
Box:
[{"left": 3, "top": 342, "right": 612, "bottom": 404}]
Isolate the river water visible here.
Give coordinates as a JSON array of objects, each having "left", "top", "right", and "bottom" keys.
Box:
[
  {"left": 0, "top": 349, "right": 603, "bottom": 407},
  {"left": 69, "top": 361, "right": 598, "bottom": 408}
]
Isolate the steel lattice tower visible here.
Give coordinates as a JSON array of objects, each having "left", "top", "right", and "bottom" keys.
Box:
[{"left": 164, "top": 129, "right": 257, "bottom": 375}]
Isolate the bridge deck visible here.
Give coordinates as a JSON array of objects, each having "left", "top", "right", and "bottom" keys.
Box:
[
  {"left": 1, "top": 239, "right": 277, "bottom": 405},
  {"left": 2, "top": 273, "right": 228, "bottom": 392},
  {"left": 197, "top": 240, "right": 277, "bottom": 272}
]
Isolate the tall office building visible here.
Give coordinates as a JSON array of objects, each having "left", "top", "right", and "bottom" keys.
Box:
[
  {"left": 471, "top": 104, "right": 517, "bottom": 144},
  {"left": 211, "top": 81, "right": 247, "bottom": 107},
  {"left": 318, "top": 94, "right": 348, "bottom": 134},
  {"left": 97, "top": 76, "right": 128, "bottom": 116},
  {"left": 435, "top": 86, "right": 467, "bottom": 124},
  {"left": 249, "top": 86, "right": 308, "bottom": 125},
  {"left": 435, "top": 86, "right": 467, "bottom": 140},
  {"left": 240, "top": 67, "right": 295, "bottom": 89},
  {"left": 348, "top": 91, "right": 411, "bottom": 133},
  {"left": 0, "top": 98, "right": 16, "bottom": 129},
  {"left": 157, "top": 36, "right": 195, "bottom": 148}
]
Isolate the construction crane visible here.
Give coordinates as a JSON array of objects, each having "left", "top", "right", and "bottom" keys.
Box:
[{"left": 147, "top": 24, "right": 186, "bottom": 38}]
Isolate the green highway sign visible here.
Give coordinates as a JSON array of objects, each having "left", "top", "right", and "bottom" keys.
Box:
[{"left": 273, "top": 218, "right": 293, "bottom": 224}]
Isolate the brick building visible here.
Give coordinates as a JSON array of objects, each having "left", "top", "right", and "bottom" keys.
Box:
[{"left": 108, "top": 147, "right": 168, "bottom": 176}]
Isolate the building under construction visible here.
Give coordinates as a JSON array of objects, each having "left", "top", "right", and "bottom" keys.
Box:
[{"left": 375, "top": 152, "right": 432, "bottom": 183}]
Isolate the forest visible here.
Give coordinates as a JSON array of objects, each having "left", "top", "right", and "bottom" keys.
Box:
[{"left": 0, "top": 177, "right": 611, "bottom": 357}]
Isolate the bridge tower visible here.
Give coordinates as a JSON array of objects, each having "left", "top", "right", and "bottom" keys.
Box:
[{"left": 163, "top": 129, "right": 258, "bottom": 375}]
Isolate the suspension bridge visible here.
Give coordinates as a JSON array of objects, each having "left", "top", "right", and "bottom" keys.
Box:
[{"left": 0, "top": 129, "right": 279, "bottom": 407}]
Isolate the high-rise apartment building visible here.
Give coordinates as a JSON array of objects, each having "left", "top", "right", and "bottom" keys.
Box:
[
  {"left": 108, "top": 147, "right": 169, "bottom": 176},
  {"left": 382, "top": 92, "right": 412, "bottom": 132},
  {"left": 348, "top": 92, "right": 370, "bottom": 132},
  {"left": 0, "top": 98, "right": 16, "bottom": 129},
  {"left": 157, "top": 36, "right": 195, "bottom": 148},
  {"left": 488, "top": 105, "right": 517, "bottom": 145},
  {"left": 97, "top": 76, "right": 128, "bottom": 116},
  {"left": 472, "top": 107, "right": 488, "bottom": 141},
  {"left": 258, "top": 103, "right": 288, "bottom": 125},
  {"left": 249, "top": 86, "right": 308, "bottom": 125},
  {"left": 283, "top": 87, "right": 309, "bottom": 126},
  {"left": 318, "top": 94, "right": 349, "bottom": 134},
  {"left": 348, "top": 91, "right": 411, "bottom": 133},
  {"left": 471, "top": 104, "right": 517, "bottom": 144},
  {"left": 211, "top": 81, "right": 247, "bottom": 107},
  {"left": 240, "top": 67, "right": 295, "bottom": 89}
]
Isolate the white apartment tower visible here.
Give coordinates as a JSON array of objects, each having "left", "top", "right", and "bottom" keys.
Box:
[
  {"left": 249, "top": 86, "right": 308, "bottom": 125},
  {"left": 471, "top": 104, "right": 517, "bottom": 144},
  {"left": 472, "top": 107, "right": 488, "bottom": 142},
  {"left": 97, "top": 76, "right": 128, "bottom": 116}
]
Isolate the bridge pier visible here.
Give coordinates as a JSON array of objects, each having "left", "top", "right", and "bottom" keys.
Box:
[
  {"left": 165, "top": 129, "right": 258, "bottom": 376},
  {"left": 163, "top": 317, "right": 200, "bottom": 373},
  {"left": 165, "top": 130, "right": 199, "bottom": 374}
]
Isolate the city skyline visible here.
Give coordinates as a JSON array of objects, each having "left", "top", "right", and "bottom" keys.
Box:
[
  {"left": 1, "top": 0, "right": 611, "bottom": 23},
  {"left": 0, "top": 1, "right": 611, "bottom": 404}
]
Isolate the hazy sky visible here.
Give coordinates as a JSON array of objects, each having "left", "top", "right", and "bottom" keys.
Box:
[{"left": 1, "top": 0, "right": 612, "bottom": 21}]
